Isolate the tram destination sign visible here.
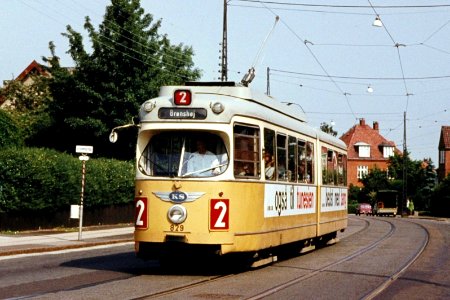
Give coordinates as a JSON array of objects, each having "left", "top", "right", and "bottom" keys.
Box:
[{"left": 158, "top": 107, "right": 207, "bottom": 120}]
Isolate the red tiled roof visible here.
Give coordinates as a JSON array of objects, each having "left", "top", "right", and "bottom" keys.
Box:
[
  {"left": 15, "top": 60, "right": 49, "bottom": 82},
  {"left": 340, "top": 119, "right": 399, "bottom": 160},
  {"left": 439, "top": 126, "right": 450, "bottom": 149}
]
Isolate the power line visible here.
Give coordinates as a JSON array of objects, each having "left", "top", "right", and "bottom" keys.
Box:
[
  {"left": 258, "top": 2, "right": 358, "bottom": 119},
  {"left": 270, "top": 68, "right": 450, "bottom": 81},
  {"left": 18, "top": 0, "right": 195, "bottom": 82},
  {"left": 234, "top": 0, "right": 450, "bottom": 9}
]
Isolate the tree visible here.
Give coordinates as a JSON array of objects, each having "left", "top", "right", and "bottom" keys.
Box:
[
  {"left": 388, "top": 152, "right": 437, "bottom": 211},
  {"left": 0, "top": 75, "right": 53, "bottom": 146},
  {"left": 0, "top": 75, "right": 51, "bottom": 113},
  {"left": 320, "top": 122, "right": 337, "bottom": 136},
  {"left": 431, "top": 174, "right": 450, "bottom": 217},
  {"left": 0, "top": 109, "right": 23, "bottom": 148},
  {"left": 413, "top": 159, "right": 437, "bottom": 211},
  {"left": 43, "top": 0, "right": 201, "bottom": 159},
  {"left": 359, "top": 166, "right": 391, "bottom": 203}
]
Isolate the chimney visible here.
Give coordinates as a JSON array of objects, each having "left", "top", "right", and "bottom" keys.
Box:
[
  {"left": 359, "top": 118, "right": 366, "bottom": 126},
  {"left": 373, "top": 121, "right": 379, "bottom": 131}
]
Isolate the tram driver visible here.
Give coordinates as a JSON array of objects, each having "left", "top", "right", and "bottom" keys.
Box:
[{"left": 186, "top": 139, "right": 220, "bottom": 176}]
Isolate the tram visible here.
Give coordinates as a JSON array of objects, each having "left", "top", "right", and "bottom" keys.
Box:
[{"left": 111, "top": 81, "right": 348, "bottom": 266}]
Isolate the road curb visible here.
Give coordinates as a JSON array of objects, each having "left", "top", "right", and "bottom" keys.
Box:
[{"left": 0, "top": 238, "right": 134, "bottom": 257}]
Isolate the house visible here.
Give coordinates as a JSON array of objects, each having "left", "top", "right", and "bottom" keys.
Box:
[
  {"left": 0, "top": 60, "right": 50, "bottom": 108},
  {"left": 438, "top": 126, "right": 450, "bottom": 181},
  {"left": 340, "top": 118, "right": 399, "bottom": 187}
]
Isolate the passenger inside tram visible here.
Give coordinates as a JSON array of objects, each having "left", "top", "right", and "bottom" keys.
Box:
[{"left": 264, "top": 151, "right": 275, "bottom": 180}]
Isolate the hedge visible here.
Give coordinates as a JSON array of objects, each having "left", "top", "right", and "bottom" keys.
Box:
[{"left": 0, "top": 147, "right": 134, "bottom": 213}]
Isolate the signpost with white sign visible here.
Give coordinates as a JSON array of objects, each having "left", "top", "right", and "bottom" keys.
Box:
[{"left": 75, "top": 145, "right": 93, "bottom": 241}]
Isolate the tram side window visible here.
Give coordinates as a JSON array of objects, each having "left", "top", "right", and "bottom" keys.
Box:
[
  {"left": 337, "top": 153, "right": 347, "bottom": 186},
  {"left": 321, "top": 146, "right": 334, "bottom": 185},
  {"left": 321, "top": 147, "right": 329, "bottom": 184},
  {"left": 277, "top": 134, "right": 288, "bottom": 181},
  {"left": 298, "top": 140, "right": 307, "bottom": 182},
  {"left": 288, "top": 136, "right": 297, "bottom": 182},
  {"left": 263, "top": 128, "right": 276, "bottom": 180},
  {"left": 306, "top": 142, "right": 314, "bottom": 184},
  {"left": 234, "top": 124, "right": 260, "bottom": 178},
  {"left": 321, "top": 146, "right": 339, "bottom": 185}
]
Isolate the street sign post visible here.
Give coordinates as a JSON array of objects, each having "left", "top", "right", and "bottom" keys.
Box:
[{"left": 75, "top": 145, "right": 93, "bottom": 241}]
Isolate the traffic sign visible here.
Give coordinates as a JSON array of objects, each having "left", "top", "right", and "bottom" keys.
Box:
[{"left": 76, "top": 145, "right": 93, "bottom": 154}]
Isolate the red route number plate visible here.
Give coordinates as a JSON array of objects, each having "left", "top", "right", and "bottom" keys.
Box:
[
  {"left": 174, "top": 89, "right": 192, "bottom": 105},
  {"left": 210, "top": 199, "right": 229, "bottom": 230},
  {"left": 135, "top": 197, "right": 148, "bottom": 229}
]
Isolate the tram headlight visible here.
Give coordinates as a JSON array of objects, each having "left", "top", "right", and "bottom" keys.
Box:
[
  {"left": 211, "top": 102, "right": 225, "bottom": 114},
  {"left": 143, "top": 100, "right": 156, "bottom": 112},
  {"left": 167, "top": 205, "right": 187, "bottom": 224}
]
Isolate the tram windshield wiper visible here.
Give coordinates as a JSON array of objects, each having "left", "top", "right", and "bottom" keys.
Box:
[{"left": 181, "top": 162, "right": 228, "bottom": 178}]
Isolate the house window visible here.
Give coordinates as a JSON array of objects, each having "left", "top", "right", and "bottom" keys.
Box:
[
  {"left": 383, "top": 146, "right": 394, "bottom": 158},
  {"left": 357, "top": 165, "right": 368, "bottom": 179},
  {"left": 355, "top": 142, "right": 370, "bottom": 158},
  {"left": 358, "top": 145, "right": 370, "bottom": 158},
  {"left": 439, "top": 150, "right": 445, "bottom": 164}
]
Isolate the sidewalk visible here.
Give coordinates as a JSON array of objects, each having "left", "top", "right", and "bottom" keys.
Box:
[{"left": 0, "top": 225, "right": 134, "bottom": 257}]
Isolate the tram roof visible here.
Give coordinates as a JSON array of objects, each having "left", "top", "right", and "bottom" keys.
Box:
[
  {"left": 143, "top": 81, "right": 346, "bottom": 150},
  {"left": 160, "top": 81, "right": 308, "bottom": 122}
]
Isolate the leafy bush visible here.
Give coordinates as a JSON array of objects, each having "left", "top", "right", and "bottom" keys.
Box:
[
  {"left": 348, "top": 199, "right": 358, "bottom": 214},
  {"left": 83, "top": 157, "right": 135, "bottom": 207},
  {"left": 0, "top": 147, "right": 134, "bottom": 213},
  {"left": 0, "top": 110, "right": 23, "bottom": 148}
]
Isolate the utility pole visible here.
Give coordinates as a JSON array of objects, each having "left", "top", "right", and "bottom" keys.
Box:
[
  {"left": 220, "top": 0, "right": 228, "bottom": 81},
  {"left": 266, "top": 67, "right": 270, "bottom": 95},
  {"left": 402, "top": 111, "right": 407, "bottom": 216}
]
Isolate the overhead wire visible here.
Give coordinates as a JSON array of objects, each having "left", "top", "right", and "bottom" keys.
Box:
[
  {"left": 257, "top": 1, "right": 358, "bottom": 120},
  {"left": 270, "top": 68, "right": 450, "bottom": 81},
  {"left": 67, "top": 0, "right": 192, "bottom": 63},
  {"left": 21, "top": 0, "right": 196, "bottom": 82},
  {"left": 367, "top": 0, "right": 411, "bottom": 113},
  {"left": 234, "top": 1, "right": 450, "bottom": 9},
  {"left": 241, "top": 0, "right": 444, "bottom": 120}
]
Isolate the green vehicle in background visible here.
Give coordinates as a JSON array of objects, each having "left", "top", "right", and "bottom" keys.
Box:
[{"left": 373, "top": 190, "right": 398, "bottom": 217}]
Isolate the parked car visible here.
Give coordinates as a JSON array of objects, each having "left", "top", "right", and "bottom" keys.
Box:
[{"left": 356, "top": 203, "right": 372, "bottom": 216}]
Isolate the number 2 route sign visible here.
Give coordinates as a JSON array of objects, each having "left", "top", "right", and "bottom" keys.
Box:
[{"left": 210, "top": 199, "right": 229, "bottom": 230}]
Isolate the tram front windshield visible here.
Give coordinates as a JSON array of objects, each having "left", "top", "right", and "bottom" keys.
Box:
[{"left": 138, "top": 131, "right": 228, "bottom": 178}]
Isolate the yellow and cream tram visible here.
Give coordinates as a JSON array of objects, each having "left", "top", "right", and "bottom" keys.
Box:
[{"left": 119, "top": 81, "right": 347, "bottom": 266}]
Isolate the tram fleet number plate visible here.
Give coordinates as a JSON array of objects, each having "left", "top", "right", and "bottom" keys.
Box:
[{"left": 158, "top": 108, "right": 207, "bottom": 120}]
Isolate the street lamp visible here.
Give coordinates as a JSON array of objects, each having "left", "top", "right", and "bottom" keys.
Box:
[{"left": 373, "top": 15, "right": 383, "bottom": 27}]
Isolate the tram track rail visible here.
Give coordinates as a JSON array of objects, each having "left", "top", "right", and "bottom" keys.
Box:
[
  {"left": 12, "top": 216, "right": 430, "bottom": 299},
  {"left": 247, "top": 217, "right": 397, "bottom": 299},
  {"left": 248, "top": 217, "right": 429, "bottom": 299},
  {"left": 130, "top": 274, "right": 236, "bottom": 300},
  {"left": 124, "top": 216, "right": 428, "bottom": 300},
  {"left": 361, "top": 219, "right": 430, "bottom": 300},
  {"left": 127, "top": 218, "right": 377, "bottom": 300}
]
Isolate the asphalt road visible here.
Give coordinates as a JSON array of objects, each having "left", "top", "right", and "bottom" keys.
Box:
[{"left": 0, "top": 216, "right": 448, "bottom": 299}]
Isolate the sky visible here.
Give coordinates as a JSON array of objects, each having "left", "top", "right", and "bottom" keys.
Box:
[{"left": 1, "top": 0, "right": 449, "bottom": 165}]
